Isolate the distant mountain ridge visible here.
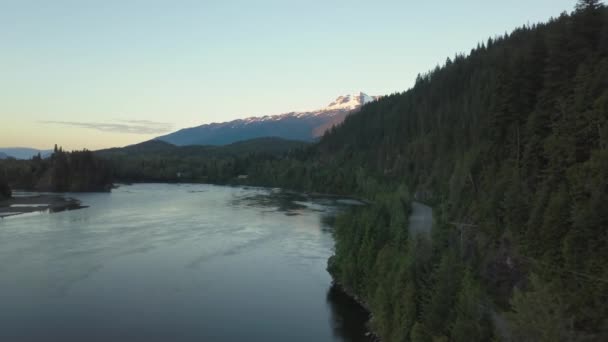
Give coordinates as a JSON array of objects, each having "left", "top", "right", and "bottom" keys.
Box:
[
  {"left": 0, "top": 148, "right": 52, "bottom": 160},
  {"left": 155, "top": 92, "right": 379, "bottom": 146},
  {"left": 97, "top": 137, "right": 308, "bottom": 157}
]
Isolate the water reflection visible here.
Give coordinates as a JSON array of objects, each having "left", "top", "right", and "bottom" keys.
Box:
[
  {"left": 327, "top": 284, "right": 373, "bottom": 342},
  {"left": 0, "top": 184, "right": 371, "bottom": 342},
  {"left": 231, "top": 189, "right": 310, "bottom": 214}
]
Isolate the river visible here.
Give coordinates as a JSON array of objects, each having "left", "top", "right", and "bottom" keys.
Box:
[{"left": 0, "top": 183, "right": 371, "bottom": 342}]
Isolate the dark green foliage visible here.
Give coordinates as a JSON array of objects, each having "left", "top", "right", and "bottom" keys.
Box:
[
  {"left": 421, "top": 251, "right": 463, "bottom": 336},
  {"left": 0, "top": 148, "right": 112, "bottom": 192},
  {"left": 327, "top": 188, "right": 494, "bottom": 341},
  {"left": 328, "top": 186, "right": 433, "bottom": 341},
  {"left": 508, "top": 274, "right": 574, "bottom": 342},
  {"left": 96, "top": 137, "right": 309, "bottom": 184},
  {"left": 450, "top": 269, "right": 493, "bottom": 342}
]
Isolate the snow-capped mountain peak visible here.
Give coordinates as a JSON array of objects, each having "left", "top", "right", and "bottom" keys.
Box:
[
  {"left": 155, "top": 91, "right": 381, "bottom": 145},
  {"left": 323, "top": 92, "right": 376, "bottom": 111}
]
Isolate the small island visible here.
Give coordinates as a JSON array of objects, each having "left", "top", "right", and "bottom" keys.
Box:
[
  {"left": 0, "top": 147, "right": 113, "bottom": 193},
  {"left": 0, "top": 147, "right": 110, "bottom": 218}
]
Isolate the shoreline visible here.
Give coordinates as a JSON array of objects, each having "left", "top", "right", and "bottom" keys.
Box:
[
  {"left": 331, "top": 280, "right": 382, "bottom": 342},
  {"left": 0, "top": 194, "right": 86, "bottom": 218}
]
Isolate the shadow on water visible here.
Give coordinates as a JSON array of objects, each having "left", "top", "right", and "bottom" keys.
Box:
[
  {"left": 320, "top": 214, "right": 337, "bottom": 233},
  {"left": 49, "top": 201, "right": 88, "bottom": 213},
  {"left": 0, "top": 194, "right": 87, "bottom": 218},
  {"left": 326, "top": 284, "right": 373, "bottom": 342},
  {"left": 231, "top": 187, "right": 374, "bottom": 341},
  {"left": 231, "top": 190, "right": 310, "bottom": 215},
  {"left": 231, "top": 189, "right": 363, "bottom": 217}
]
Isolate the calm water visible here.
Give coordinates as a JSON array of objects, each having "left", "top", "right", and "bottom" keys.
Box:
[{"left": 0, "top": 184, "right": 370, "bottom": 342}]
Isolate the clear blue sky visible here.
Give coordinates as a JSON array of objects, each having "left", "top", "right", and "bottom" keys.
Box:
[{"left": 0, "top": 0, "right": 576, "bottom": 149}]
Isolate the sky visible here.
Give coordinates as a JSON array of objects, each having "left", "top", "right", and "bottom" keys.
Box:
[{"left": 0, "top": 0, "right": 576, "bottom": 150}]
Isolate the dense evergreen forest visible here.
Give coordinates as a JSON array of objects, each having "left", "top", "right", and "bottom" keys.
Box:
[
  {"left": 0, "top": 146, "right": 113, "bottom": 192},
  {"left": 95, "top": 137, "right": 308, "bottom": 183},
  {"left": 0, "top": 136, "right": 306, "bottom": 193},
  {"left": 241, "top": 2, "right": 608, "bottom": 341}
]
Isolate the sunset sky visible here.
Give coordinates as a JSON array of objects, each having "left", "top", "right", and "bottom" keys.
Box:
[{"left": 0, "top": 0, "right": 574, "bottom": 150}]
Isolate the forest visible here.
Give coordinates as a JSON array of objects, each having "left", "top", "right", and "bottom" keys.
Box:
[
  {"left": 0, "top": 137, "right": 306, "bottom": 190},
  {"left": 242, "top": 2, "right": 608, "bottom": 341},
  {"left": 95, "top": 137, "right": 308, "bottom": 183},
  {"left": 0, "top": 145, "right": 113, "bottom": 192}
]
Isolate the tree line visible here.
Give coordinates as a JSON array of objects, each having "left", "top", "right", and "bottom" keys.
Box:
[{"left": 0, "top": 145, "right": 113, "bottom": 192}]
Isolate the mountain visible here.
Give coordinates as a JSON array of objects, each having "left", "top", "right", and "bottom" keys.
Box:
[
  {"left": 155, "top": 92, "right": 378, "bottom": 146},
  {"left": 99, "top": 140, "right": 176, "bottom": 155},
  {"left": 0, "top": 148, "right": 52, "bottom": 160},
  {"left": 0, "top": 152, "right": 9, "bottom": 159}
]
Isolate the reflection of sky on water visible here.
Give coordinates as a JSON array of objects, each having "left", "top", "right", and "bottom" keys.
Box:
[{"left": 0, "top": 183, "right": 370, "bottom": 342}]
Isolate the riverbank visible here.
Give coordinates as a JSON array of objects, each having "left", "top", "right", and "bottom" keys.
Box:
[
  {"left": 330, "top": 280, "right": 380, "bottom": 342},
  {"left": 0, "top": 194, "right": 86, "bottom": 218},
  {"left": 327, "top": 200, "right": 433, "bottom": 341}
]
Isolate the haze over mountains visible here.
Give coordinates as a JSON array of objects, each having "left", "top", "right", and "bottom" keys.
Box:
[
  {"left": 0, "top": 148, "right": 52, "bottom": 160},
  {"left": 155, "top": 92, "right": 379, "bottom": 146}
]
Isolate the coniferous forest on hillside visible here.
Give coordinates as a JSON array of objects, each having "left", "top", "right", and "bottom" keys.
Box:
[
  {"left": 1, "top": 1, "right": 606, "bottom": 341},
  {"left": 245, "top": 2, "right": 608, "bottom": 340}
]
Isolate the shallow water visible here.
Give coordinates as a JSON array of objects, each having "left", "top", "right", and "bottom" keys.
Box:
[{"left": 0, "top": 183, "right": 370, "bottom": 342}]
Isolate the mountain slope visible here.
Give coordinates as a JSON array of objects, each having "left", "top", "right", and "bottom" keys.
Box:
[
  {"left": 244, "top": 4, "right": 608, "bottom": 341},
  {"left": 155, "top": 92, "right": 378, "bottom": 146}
]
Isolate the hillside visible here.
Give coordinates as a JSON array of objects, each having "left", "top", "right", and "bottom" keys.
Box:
[
  {"left": 155, "top": 92, "right": 378, "bottom": 146},
  {"left": 241, "top": 3, "right": 608, "bottom": 341},
  {"left": 96, "top": 137, "right": 309, "bottom": 183},
  {"left": 97, "top": 137, "right": 308, "bottom": 158}
]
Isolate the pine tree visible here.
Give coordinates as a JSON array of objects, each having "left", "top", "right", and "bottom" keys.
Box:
[
  {"left": 421, "top": 251, "right": 462, "bottom": 336},
  {"left": 575, "top": 0, "right": 602, "bottom": 12},
  {"left": 508, "top": 274, "right": 575, "bottom": 341},
  {"left": 450, "top": 269, "right": 492, "bottom": 342}
]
